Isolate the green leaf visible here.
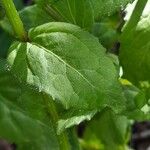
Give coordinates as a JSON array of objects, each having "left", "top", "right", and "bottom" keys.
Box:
[
  {"left": 36, "top": 0, "right": 132, "bottom": 25},
  {"left": 0, "top": 59, "right": 82, "bottom": 149},
  {"left": 57, "top": 110, "right": 97, "bottom": 134},
  {"left": 122, "top": 81, "right": 146, "bottom": 109},
  {"left": 0, "top": 60, "right": 60, "bottom": 150},
  {"left": 119, "top": 79, "right": 150, "bottom": 120},
  {"left": 20, "top": 4, "right": 54, "bottom": 30},
  {"left": 7, "top": 22, "right": 126, "bottom": 115},
  {"left": 82, "top": 108, "right": 130, "bottom": 150},
  {"left": 121, "top": 81, "right": 150, "bottom": 120},
  {"left": 120, "top": 0, "right": 150, "bottom": 92},
  {"left": 0, "top": 100, "right": 60, "bottom": 150},
  {"left": 36, "top": 0, "right": 94, "bottom": 30},
  {"left": 90, "top": 0, "right": 133, "bottom": 20}
]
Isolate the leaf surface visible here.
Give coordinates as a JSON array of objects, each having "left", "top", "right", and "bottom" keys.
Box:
[
  {"left": 0, "top": 60, "right": 60, "bottom": 150},
  {"left": 90, "top": 0, "right": 133, "bottom": 20},
  {"left": 36, "top": 0, "right": 94, "bottom": 29},
  {"left": 7, "top": 22, "right": 125, "bottom": 117},
  {"left": 36, "top": 0, "right": 133, "bottom": 25}
]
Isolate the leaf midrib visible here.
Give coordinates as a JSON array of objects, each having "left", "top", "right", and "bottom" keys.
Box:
[{"left": 29, "top": 42, "right": 97, "bottom": 90}]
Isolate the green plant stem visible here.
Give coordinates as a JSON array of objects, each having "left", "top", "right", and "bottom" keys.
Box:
[
  {"left": 1, "top": 0, "right": 27, "bottom": 41},
  {"left": 43, "top": 94, "right": 70, "bottom": 150},
  {"left": 123, "top": 0, "right": 148, "bottom": 33}
]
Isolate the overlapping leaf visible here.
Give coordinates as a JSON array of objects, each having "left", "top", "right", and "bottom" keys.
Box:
[
  {"left": 36, "top": 0, "right": 94, "bottom": 30},
  {"left": 7, "top": 22, "right": 125, "bottom": 115},
  {"left": 0, "top": 60, "right": 60, "bottom": 150},
  {"left": 36, "top": 0, "right": 133, "bottom": 29},
  {"left": 1, "top": 0, "right": 148, "bottom": 149}
]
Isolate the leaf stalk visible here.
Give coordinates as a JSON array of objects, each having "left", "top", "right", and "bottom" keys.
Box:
[
  {"left": 1, "top": 0, "right": 27, "bottom": 41},
  {"left": 123, "top": 0, "right": 148, "bottom": 33},
  {"left": 43, "top": 94, "right": 70, "bottom": 150}
]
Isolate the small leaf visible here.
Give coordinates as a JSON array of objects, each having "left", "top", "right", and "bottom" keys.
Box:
[{"left": 121, "top": 81, "right": 150, "bottom": 120}]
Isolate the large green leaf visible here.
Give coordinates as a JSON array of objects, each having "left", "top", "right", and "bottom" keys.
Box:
[
  {"left": 0, "top": 60, "right": 60, "bottom": 150},
  {"left": 36, "top": 0, "right": 94, "bottom": 30},
  {"left": 36, "top": 0, "right": 133, "bottom": 26},
  {"left": 0, "top": 99, "right": 60, "bottom": 150},
  {"left": 81, "top": 108, "right": 130, "bottom": 150},
  {"left": 7, "top": 22, "right": 125, "bottom": 114},
  {"left": 120, "top": 0, "right": 150, "bottom": 93},
  {"left": 0, "top": 59, "right": 82, "bottom": 149}
]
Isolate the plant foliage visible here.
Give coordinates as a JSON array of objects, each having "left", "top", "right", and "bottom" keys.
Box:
[{"left": 0, "top": 0, "right": 150, "bottom": 149}]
